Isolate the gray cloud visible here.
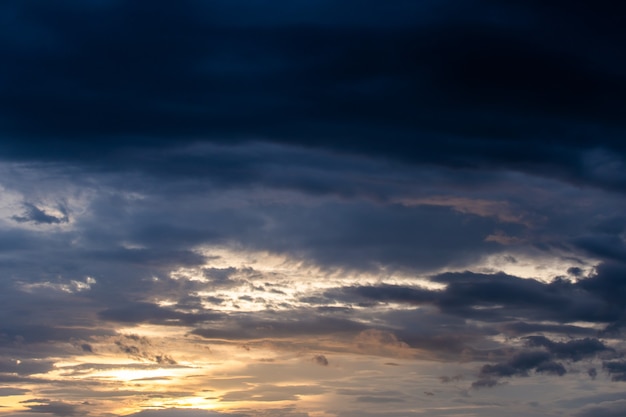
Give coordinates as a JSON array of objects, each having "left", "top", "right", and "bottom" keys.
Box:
[
  {"left": 312, "top": 354, "right": 329, "bottom": 366},
  {"left": 603, "top": 361, "right": 626, "bottom": 382},
  {"left": 1, "top": 1, "right": 626, "bottom": 195},
  {"left": 192, "top": 314, "right": 368, "bottom": 341},
  {"left": 575, "top": 400, "right": 626, "bottom": 417},
  {"left": 111, "top": 334, "right": 177, "bottom": 365},
  {"left": 123, "top": 409, "right": 249, "bottom": 417},
  {"left": 471, "top": 378, "right": 503, "bottom": 389},
  {"left": 11, "top": 203, "right": 69, "bottom": 225},
  {"left": 99, "top": 302, "right": 223, "bottom": 326},
  {"left": 356, "top": 396, "right": 405, "bottom": 403},
  {"left": 479, "top": 351, "right": 556, "bottom": 378},
  {"left": 0, "top": 387, "right": 29, "bottom": 396},
  {"left": 19, "top": 399, "right": 78, "bottom": 417},
  {"left": 0, "top": 2, "right": 626, "bottom": 415},
  {"left": 0, "top": 358, "right": 55, "bottom": 376},
  {"left": 524, "top": 336, "right": 612, "bottom": 361},
  {"left": 220, "top": 385, "right": 325, "bottom": 402}
]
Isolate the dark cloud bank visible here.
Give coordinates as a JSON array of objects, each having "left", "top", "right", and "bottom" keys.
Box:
[{"left": 1, "top": 0, "right": 625, "bottom": 189}]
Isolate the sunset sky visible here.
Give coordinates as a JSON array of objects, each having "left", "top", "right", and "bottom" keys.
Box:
[{"left": 2, "top": 1, "right": 626, "bottom": 416}]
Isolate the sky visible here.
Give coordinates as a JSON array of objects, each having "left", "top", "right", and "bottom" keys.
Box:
[{"left": 1, "top": 1, "right": 626, "bottom": 416}]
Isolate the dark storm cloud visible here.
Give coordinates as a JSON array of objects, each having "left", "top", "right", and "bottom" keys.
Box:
[
  {"left": 432, "top": 272, "right": 573, "bottom": 319},
  {"left": 578, "top": 262, "right": 626, "bottom": 309},
  {"left": 323, "top": 269, "right": 621, "bottom": 326},
  {"left": 479, "top": 351, "right": 555, "bottom": 378},
  {"left": 1, "top": 3, "right": 626, "bottom": 414},
  {"left": 534, "top": 361, "right": 566, "bottom": 376},
  {"left": 574, "top": 235, "right": 626, "bottom": 263},
  {"left": 324, "top": 284, "right": 437, "bottom": 306},
  {"left": 603, "top": 361, "right": 626, "bottom": 382},
  {"left": 255, "top": 202, "right": 510, "bottom": 271},
  {"left": 435, "top": 268, "right": 625, "bottom": 327},
  {"left": 1, "top": 1, "right": 626, "bottom": 191},
  {"left": 473, "top": 348, "right": 569, "bottom": 387},
  {"left": 524, "top": 336, "right": 612, "bottom": 361}
]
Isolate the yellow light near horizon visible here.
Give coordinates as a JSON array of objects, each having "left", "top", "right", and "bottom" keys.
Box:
[
  {"left": 92, "top": 368, "right": 176, "bottom": 382},
  {"left": 0, "top": 394, "right": 31, "bottom": 413},
  {"left": 112, "top": 395, "right": 222, "bottom": 417}
]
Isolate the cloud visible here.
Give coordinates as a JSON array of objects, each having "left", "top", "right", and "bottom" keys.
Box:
[
  {"left": 479, "top": 351, "right": 556, "bottom": 378},
  {"left": 98, "top": 302, "right": 223, "bottom": 326},
  {"left": 575, "top": 400, "right": 626, "bottom": 417},
  {"left": 439, "top": 375, "right": 462, "bottom": 384},
  {"left": 0, "top": 1, "right": 625, "bottom": 194},
  {"left": 19, "top": 399, "right": 78, "bottom": 416},
  {"left": 534, "top": 361, "right": 566, "bottom": 376},
  {"left": 192, "top": 314, "right": 369, "bottom": 341},
  {"left": 110, "top": 334, "right": 177, "bottom": 364},
  {"left": 603, "top": 361, "right": 626, "bottom": 382},
  {"left": 0, "top": 387, "right": 29, "bottom": 395},
  {"left": 353, "top": 329, "right": 414, "bottom": 358},
  {"left": 124, "top": 409, "right": 248, "bottom": 417},
  {"left": 356, "top": 396, "right": 405, "bottom": 403},
  {"left": 472, "top": 335, "right": 615, "bottom": 387},
  {"left": 0, "top": 2, "right": 626, "bottom": 416},
  {"left": 0, "top": 358, "right": 55, "bottom": 376},
  {"left": 11, "top": 203, "right": 69, "bottom": 225},
  {"left": 499, "top": 321, "right": 595, "bottom": 337},
  {"left": 471, "top": 378, "right": 502, "bottom": 389},
  {"left": 328, "top": 266, "right": 626, "bottom": 331},
  {"left": 220, "top": 384, "right": 325, "bottom": 402},
  {"left": 312, "top": 354, "right": 329, "bottom": 366},
  {"left": 524, "top": 336, "right": 612, "bottom": 361},
  {"left": 325, "top": 284, "right": 437, "bottom": 306}
]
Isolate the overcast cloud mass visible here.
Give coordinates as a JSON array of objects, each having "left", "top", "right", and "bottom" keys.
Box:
[{"left": 1, "top": 1, "right": 626, "bottom": 416}]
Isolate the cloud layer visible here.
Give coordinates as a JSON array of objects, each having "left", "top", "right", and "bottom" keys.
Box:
[{"left": 1, "top": 1, "right": 626, "bottom": 417}]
